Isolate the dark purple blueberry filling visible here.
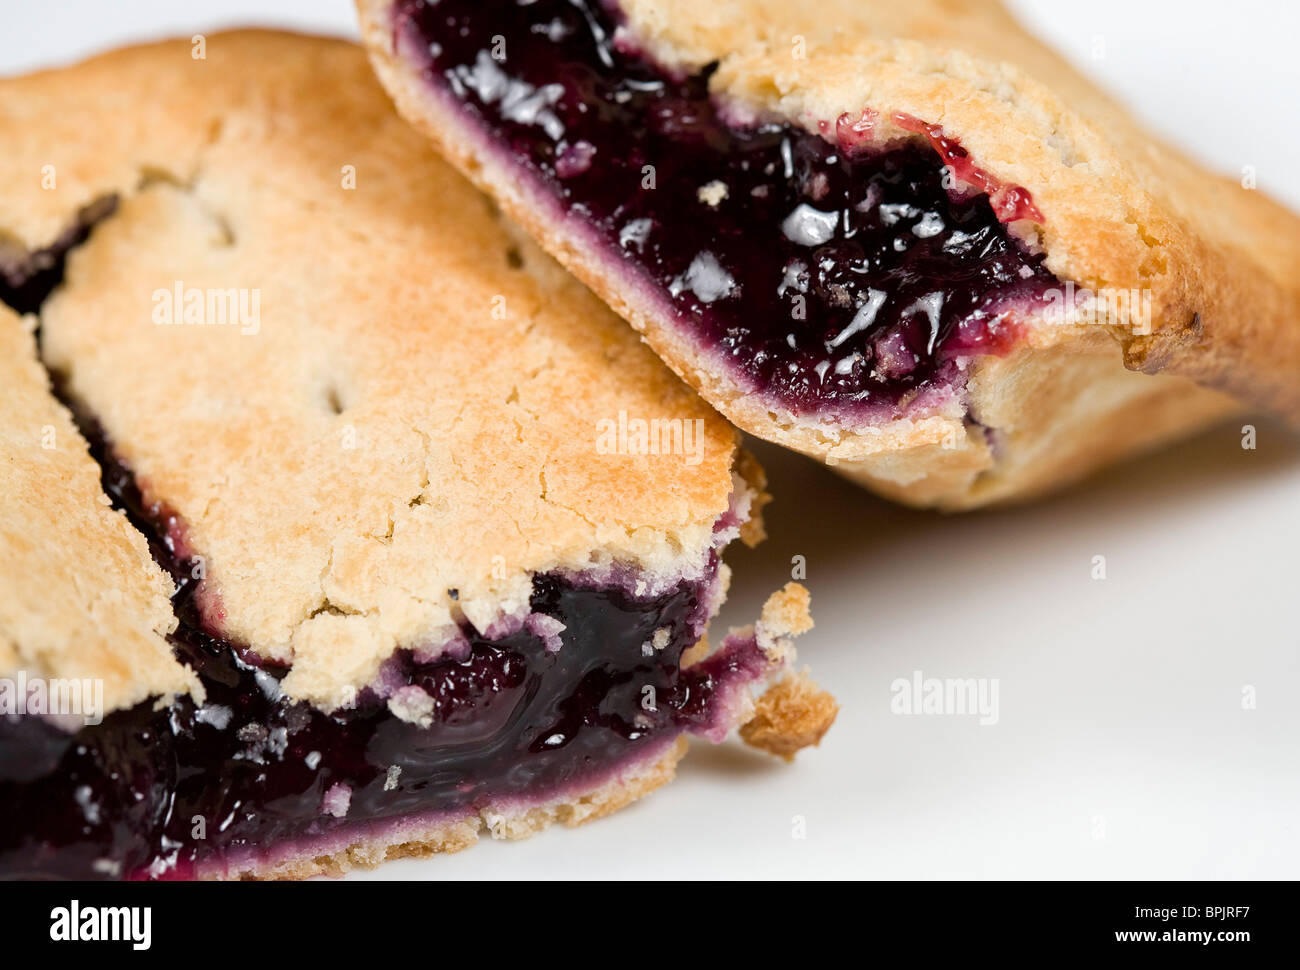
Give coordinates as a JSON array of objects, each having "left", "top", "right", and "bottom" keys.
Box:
[
  {"left": 394, "top": 0, "right": 1059, "bottom": 417},
  {"left": 0, "top": 430, "right": 740, "bottom": 880}
]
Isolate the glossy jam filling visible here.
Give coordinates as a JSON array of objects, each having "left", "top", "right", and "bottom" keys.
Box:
[
  {"left": 0, "top": 435, "right": 749, "bottom": 880},
  {"left": 395, "top": 0, "right": 1058, "bottom": 417}
]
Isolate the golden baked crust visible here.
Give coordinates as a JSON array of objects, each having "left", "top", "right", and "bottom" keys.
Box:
[
  {"left": 4, "top": 32, "right": 746, "bottom": 709},
  {"left": 356, "top": 0, "right": 1278, "bottom": 508},
  {"left": 0, "top": 305, "right": 197, "bottom": 713}
]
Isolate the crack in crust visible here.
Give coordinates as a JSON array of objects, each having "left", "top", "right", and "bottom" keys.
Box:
[{"left": 0, "top": 306, "right": 199, "bottom": 712}]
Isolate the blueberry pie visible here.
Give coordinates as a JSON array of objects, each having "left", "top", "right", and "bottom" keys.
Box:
[
  {"left": 358, "top": 0, "right": 1300, "bottom": 508},
  {"left": 0, "top": 32, "right": 834, "bottom": 880}
]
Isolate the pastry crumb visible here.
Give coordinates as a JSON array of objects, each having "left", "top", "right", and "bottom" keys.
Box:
[
  {"left": 741, "top": 669, "right": 838, "bottom": 761},
  {"left": 641, "top": 625, "right": 672, "bottom": 655},
  {"left": 734, "top": 449, "right": 771, "bottom": 548},
  {"left": 387, "top": 685, "right": 435, "bottom": 727},
  {"left": 758, "top": 582, "right": 814, "bottom": 645},
  {"left": 322, "top": 782, "right": 353, "bottom": 818},
  {"left": 697, "top": 180, "right": 729, "bottom": 206}
]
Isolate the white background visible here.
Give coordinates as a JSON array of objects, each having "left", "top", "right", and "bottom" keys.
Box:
[{"left": 4, "top": 1, "right": 1297, "bottom": 879}]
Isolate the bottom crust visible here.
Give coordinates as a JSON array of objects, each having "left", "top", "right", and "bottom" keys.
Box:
[
  {"left": 205, "top": 737, "right": 689, "bottom": 881},
  {"left": 831, "top": 334, "right": 1240, "bottom": 509}
]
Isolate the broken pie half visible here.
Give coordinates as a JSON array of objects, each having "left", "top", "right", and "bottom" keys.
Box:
[
  {"left": 358, "top": 0, "right": 1300, "bottom": 508},
  {"left": 0, "top": 32, "right": 834, "bottom": 880}
]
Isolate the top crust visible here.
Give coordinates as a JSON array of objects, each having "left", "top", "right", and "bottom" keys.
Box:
[
  {"left": 0, "top": 306, "right": 197, "bottom": 714},
  {"left": 3, "top": 32, "right": 744, "bottom": 710}
]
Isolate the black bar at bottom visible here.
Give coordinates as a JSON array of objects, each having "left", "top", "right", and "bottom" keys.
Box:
[{"left": 3, "top": 879, "right": 1283, "bottom": 956}]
